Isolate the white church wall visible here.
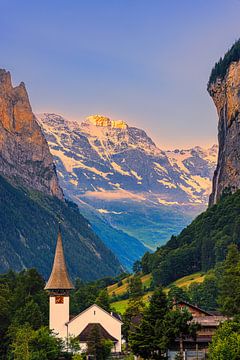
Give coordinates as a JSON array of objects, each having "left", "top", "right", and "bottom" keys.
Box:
[
  {"left": 67, "top": 304, "right": 122, "bottom": 352},
  {"left": 49, "top": 295, "right": 69, "bottom": 339}
]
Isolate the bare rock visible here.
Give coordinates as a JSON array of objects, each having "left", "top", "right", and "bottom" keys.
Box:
[
  {"left": 208, "top": 61, "right": 240, "bottom": 205},
  {"left": 0, "top": 70, "right": 63, "bottom": 199}
]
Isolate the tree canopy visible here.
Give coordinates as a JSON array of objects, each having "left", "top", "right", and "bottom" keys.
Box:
[{"left": 208, "top": 39, "right": 240, "bottom": 86}]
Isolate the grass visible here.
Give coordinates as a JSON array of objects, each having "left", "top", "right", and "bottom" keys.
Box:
[
  {"left": 111, "top": 291, "right": 153, "bottom": 314},
  {"left": 111, "top": 299, "right": 129, "bottom": 314},
  {"left": 171, "top": 272, "right": 205, "bottom": 288},
  {"left": 109, "top": 272, "right": 205, "bottom": 314},
  {"left": 108, "top": 273, "right": 152, "bottom": 297}
]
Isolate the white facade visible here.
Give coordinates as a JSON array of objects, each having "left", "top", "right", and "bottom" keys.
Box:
[
  {"left": 67, "top": 304, "right": 122, "bottom": 353},
  {"left": 49, "top": 300, "right": 122, "bottom": 352},
  {"left": 49, "top": 295, "right": 70, "bottom": 339}
]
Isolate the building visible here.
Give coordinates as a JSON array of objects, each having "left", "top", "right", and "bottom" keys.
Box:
[
  {"left": 168, "top": 300, "right": 228, "bottom": 360},
  {"left": 44, "top": 229, "right": 122, "bottom": 353}
]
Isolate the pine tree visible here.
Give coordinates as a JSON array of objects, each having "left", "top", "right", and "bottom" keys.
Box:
[
  {"left": 129, "top": 288, "right": 170, "bottom": 359},
  {"left": 218, "top": 244, "right": 240, "bottom": 316},
  {"left": 95, "top": 289, "right": 111, "bottom": 312},
  {"left": 122, "top": 298, "right": 145, "bottom": 347},
  {"left": 129, "top": 288, "right": 198, "bottom": 359},
  {"left": 87, "top": 325, "right": 113, "bottom": 360},
  {"left": 128, "top": 276, "right": 143, "bottom": 301}
]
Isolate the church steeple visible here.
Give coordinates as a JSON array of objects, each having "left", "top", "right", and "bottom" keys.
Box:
[{"left": 45, "top": 227, "right": 74, "bottom": 291}]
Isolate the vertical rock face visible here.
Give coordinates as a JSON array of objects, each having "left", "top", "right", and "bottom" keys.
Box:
[
  {"left": 208, "top": 61, "right": 240, "bottom": 205},
  {"left": 0, "top": 70, "right": 63, "bottom": 199}
]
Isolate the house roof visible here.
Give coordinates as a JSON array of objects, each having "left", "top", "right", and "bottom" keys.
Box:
[
  {"left": 177, "top": 300, "right": 213, "bottom": 316},
  {"left": 110, "top": 311, "right": 122, "bottom": 322},
  {"left": 77, "top": 323, "right": 118, "bottom": 343},
  {"left": 192, "top": 316, "right": 228, "bottom": 327},
  {"left": 66, "top": 304, "right": 123, "bottom": 325},
  {"left": 44, "top": 229, "right": 74, "bottom": 290}
]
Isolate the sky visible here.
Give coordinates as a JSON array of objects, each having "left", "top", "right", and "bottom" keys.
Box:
[{"left": 0, "top": 0, "right": 239, "bottom": 149}]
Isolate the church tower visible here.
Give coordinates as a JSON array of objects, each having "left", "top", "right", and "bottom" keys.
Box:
[{"left": 45, "top": 228, "right": 74, "bottom": 338}]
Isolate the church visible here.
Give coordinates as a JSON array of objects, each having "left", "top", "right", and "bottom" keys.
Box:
[{"left": 44, "top": 229, "right": 122, "bottom": 353}]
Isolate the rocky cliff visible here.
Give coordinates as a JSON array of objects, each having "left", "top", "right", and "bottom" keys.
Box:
[
  {"left": 208, "top": 42, "right": 240, "bottom": 205},
  {"left": 0, "top": 71, "right": 122, "bottom": 279},
  {"left": 0, "top": 69, "right": 63, "bottom": 199}
]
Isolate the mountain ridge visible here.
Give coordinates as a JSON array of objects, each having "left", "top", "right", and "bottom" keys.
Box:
[
  {"left": 37, "top": 113, "right": 217, "bottom": 264},
  {"left": 37, "top": 113, "right": 217, "bottom": 206}
]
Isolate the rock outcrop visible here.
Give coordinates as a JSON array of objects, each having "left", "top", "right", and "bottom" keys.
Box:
[
  {"left": 0, "top": 70, "right": 63, "bottom": 199},
  {"left": 208, "top": 61, "right": 240, "bottom": 205},
  {"left": 86, "top": 114, "right": 128, "bottom": 129}
]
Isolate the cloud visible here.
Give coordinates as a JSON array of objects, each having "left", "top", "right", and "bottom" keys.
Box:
[{"left": 82, "top": 189, "right": 146, "bottom": 201}]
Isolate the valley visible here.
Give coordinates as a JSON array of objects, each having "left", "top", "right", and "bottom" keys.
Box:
[{"left": 38, "top": 113, "right": 217, "bottom": 269}]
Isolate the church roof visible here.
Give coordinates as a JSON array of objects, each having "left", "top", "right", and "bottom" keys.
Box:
[
  {"left": 44, "top": 229, "right": 74, "bottom": 290},
  {"left": 77, "top": 323, "right": 118, "bottom": 343},
  {"left": 66, "top": 304, "right": 123, "bottom": 325}
]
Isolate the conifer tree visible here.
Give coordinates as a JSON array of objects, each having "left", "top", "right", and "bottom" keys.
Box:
[
  {"left": 95, "top": 289, "right": 111, "bottom": 312},
  {"left": 218, "top": 244, "right": 240, "bottom": 316},
  {"left": 128, "top": 276, "right": 143, "bottom": 300},
  {"left": 87, "top": 325, "right": 113, "bottom": 360},
  {"left": 129, "top": 288, "right": 197, "bottom": 359}
]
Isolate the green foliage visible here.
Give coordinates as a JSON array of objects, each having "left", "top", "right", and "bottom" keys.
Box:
[
  {"left": 0, "top": 174, "right": 121, "bottom": 281},
  {"left": 67, "top": 336, "right": 81, "bottom": 354},
  {"left": 144, "top": 189, "right": 240, "bottom": 286},
  {"left": 128, "top": 276, "right": 143, "bottom": 300},
  {"left": 9, "top": 324, "right": 34, "bottom": 360},
  {"left": 141, "top": 252, "right": 151, "bottom": 274},
  {"left": 9, "top": 325, "right": 63, "bottom": 360},
  {"left": 208, "top": 39, "right": 240, "bottom": 86},
  {"left": 95, "top": 289, "right": 111, "bottom": 312},
  {"left": 72, "top": 354, "right": 85, "bottom": 360},
  {"left": 86, "top": 324, "right": 113, "bottom": 360},
  {"left": 208, "top": 320, "right": 240, "bottom": 360},
  {"left": 129, "top": 288, "right": 197, "bottom": 359},
  {"left": 168, "top": 285, "right": 190, "bottom": 303},
  {"left": 0, "top": 269, "right": 48, "bottom": 359},
  {"left": 187, "top": 272, "right": 218, "bottom": 311},
  {"left": 122, "top": 299, "right": 145, "bottom": 345},
  {"left": 123, "top": 354, "right": 134, "bottom": 360},
  {"left": 217, "top": 244, "right": 240, "bottom": 316},
  {"left": 70, "top": 277, "right": 113, "bottom": 315},
  {"left": 132, "top": 260, "right": 142, "bottom": 274}
]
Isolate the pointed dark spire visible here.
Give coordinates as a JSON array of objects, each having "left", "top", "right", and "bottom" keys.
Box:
[{"left": 45, "top": 227, "right": 74, "bottom": 290}]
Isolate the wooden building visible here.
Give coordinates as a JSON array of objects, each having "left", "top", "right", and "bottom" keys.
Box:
[{"left": 168, "top": 300, "right": 228, "bottom": 359}]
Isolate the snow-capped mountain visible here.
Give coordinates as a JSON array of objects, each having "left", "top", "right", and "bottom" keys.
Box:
[{"left": 37, "top": 113, "right": 217, "bottom": 268}]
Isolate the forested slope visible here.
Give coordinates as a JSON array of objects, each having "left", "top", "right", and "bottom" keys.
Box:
[
  {"left": 0, "top": 175, "right": 122, "bottom": 281},
  {"left": 144, "top": 190, "right": 240, "bottom": 285}
]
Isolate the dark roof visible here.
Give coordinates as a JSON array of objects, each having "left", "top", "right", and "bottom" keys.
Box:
[
  {"left": 192, "top": 316, "right": 228, "bottom": 327},
  {"left": 77, "top": 323, "right": 118, "bottom": 343},
  {"left": 45, "top": 229, "right": 74, "bottom": 290},
  {"left": 111, "top": 311, "right": 122, "bottom": 322},
  {"left": 177, "top": 300, "right": 213, "bottom": 316}
]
